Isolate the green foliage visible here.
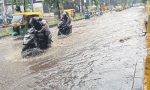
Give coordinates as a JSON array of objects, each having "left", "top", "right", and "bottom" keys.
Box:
[
  {"left": 94, "top": 0, "right": 101, "bottom": 6},
  {"left": 9, "top": 0, "right": 30, "bottom": 6},
  {"left": 44, "top": 0, "right": 55, "bottom": 8}
]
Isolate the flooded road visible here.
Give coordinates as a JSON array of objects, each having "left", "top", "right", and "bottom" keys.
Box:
[{"left": 0, "top": 7, "right": 146, "bottom": 90}]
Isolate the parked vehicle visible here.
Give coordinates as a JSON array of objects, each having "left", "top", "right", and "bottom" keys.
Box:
[
  {"left": 84, "top": 11, "right": 91, "bottom": 19},
  {"left": 96, "top": 10, "right": 103, "bottom": 16},
  {"left": 11, "top": 12, "right": 43, "bottom": 36}
]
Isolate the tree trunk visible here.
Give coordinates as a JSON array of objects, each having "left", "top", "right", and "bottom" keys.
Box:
[
  {"left": 24, "top": 0, "right": 26, "bottom": 12},
  {"left": 56, "top": 0, "right": 61, "bottom": 19},
  {"left": 78, "top": 0, "right": 84, "bottom": 13}
]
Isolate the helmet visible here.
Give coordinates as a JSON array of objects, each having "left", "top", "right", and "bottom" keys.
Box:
[{"left": 29, "top": 17, "right": 43, "bottom": 30}]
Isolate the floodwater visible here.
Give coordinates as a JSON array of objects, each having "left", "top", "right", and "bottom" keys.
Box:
[{"left": 0, "top": 7, "right": 146, "bottom": 90}]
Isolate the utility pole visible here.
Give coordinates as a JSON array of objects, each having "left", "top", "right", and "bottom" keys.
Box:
[
  {"left": 80, "top": 0, "right": 82, "bottom": 12},
  {"left": 56, "top": 0, "right": 61, "bottom": 19},
  {"left": 61, "top": 0, "right": 64, "bottom": 13},
  {"left": 24, "top": 0, "right": 26, "bottom": 12},
  {"left": 89, "top": 0, "right": 92, "bottom": 11},
  {"left": 79, "top": 0, "right": 84, "bottom": 13},
  {"left": 31, "top": 0, "right": 34, "bottom": 11},
  {"left": 11, "top": 0, "right": 15, "bottom": 13},
  {"left": 2, "top": 0, "right": 6, "bottom": 23}
]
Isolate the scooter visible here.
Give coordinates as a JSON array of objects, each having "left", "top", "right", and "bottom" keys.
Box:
[
  {"left": 57, "top": 20, "right": 72, "bottom": 36},
  {"left": 21, "top": 27, "right": 52, "bottom": 57}
]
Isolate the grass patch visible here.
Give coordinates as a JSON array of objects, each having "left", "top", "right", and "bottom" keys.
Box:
[
  {"left": 72, "top": 14, "right": 84, "bottom": 21},
  {"left": 0, "top": 28, "right": 11, "bottom": 38},
  {"left": 48, "top": 17, "right": 58, "bottom": 27}
]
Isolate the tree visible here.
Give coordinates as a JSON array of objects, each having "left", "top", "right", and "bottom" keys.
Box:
[
  {"left": 9, "top": 0, "right": 31, "bottom": 11},
  {"left": 94, "top": 0, "right": 101, "bottom": 7},
  {"left": 44, "top": 0, "right": 63, "bottom": 19}
]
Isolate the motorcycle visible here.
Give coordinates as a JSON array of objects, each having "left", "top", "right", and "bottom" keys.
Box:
[
  {"left": 57, "top": 20, "right": 72, "bottom": 36},
  {"left": 21, "top": 27, "right": 52, "bottom": 57},
  {"left": 100, "top": 11, "right": 103, "bottom": 15},
  {"left": 96, "top": 10, "right": 103, "bottom": 16}
]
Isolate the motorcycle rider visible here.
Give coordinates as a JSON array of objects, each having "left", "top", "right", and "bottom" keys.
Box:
[
  {"left": 39, "top": 18, "right": 52, "bottom": 45},
  {"left": 61, "top": 11, "right": 71, "bottom": 28},
  {"left": 29, "top": 17, "right": 52, "bottom": 48},
  {"left": 58, "top": 11, "right": 72, "bottom": 35}
]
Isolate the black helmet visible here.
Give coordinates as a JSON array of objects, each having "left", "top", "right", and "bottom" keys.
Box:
[{"left": 29, "top": 17, "right": 43, "bottom": 30}]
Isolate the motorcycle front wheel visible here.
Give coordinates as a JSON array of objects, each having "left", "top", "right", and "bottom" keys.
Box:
[{"left": 22, "top": 45, "right": 29, "bottom": 52}]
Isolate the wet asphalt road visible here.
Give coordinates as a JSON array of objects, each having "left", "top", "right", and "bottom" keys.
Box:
[{"left": 0, "top": 7, "right": 146, "bottom": 90}]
